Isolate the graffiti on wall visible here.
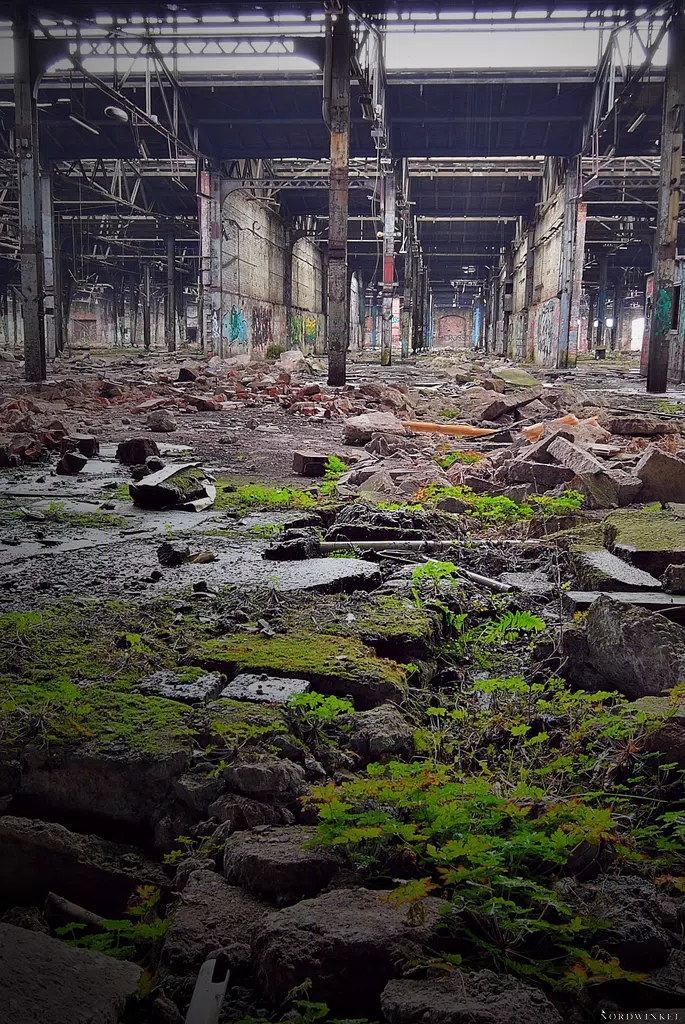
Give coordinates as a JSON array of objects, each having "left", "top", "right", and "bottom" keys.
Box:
[
  {"left": 288, "top": 312, "right": 319, "bottom": 351},
  {"left": 252, "top": 306, "right": 273, "bottom": 350},
  {"left": 536, "top": 298, "right": 558, "bottom": 364},
  {"left": 224, "top": 305, "right": 248, "bottom": 345},
  {"left": 437, "top": 315, "right": 467, "bottom": 350}
]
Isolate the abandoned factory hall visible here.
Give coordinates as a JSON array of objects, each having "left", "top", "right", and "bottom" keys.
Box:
[{"left": 4, "top": 1, "right": 685, "bottom": 1022}]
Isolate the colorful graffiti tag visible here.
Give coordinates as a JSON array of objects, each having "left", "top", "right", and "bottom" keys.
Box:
[
  {"left": 536, "top": 298, "right": 558, "bottom": 364},
  {"left": 288, "top": 312, "right": 319, "bottom": 351},
  {"left": 252, "top": 306, "right": 273, "bottom": 349},
  {"left": 224, "top": 305, "right": 248, "bottom": 345}
]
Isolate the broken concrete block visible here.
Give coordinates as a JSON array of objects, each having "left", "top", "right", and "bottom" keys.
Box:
[
  {"left": 506, "top": 461, "right": 574, "bottom": 489},
  {"left": 116, "top": 437, "right": 161, "bottom": 465},
  {"left": 0, "top": 922, "right": 141, "bottom": 1024},
  {"left": 493, "top": 367, "right": 540, "bottom": 388},
  {"left": 343, "top": 412, "right": 406, "bottom": 445},
  {"left": 177, "top": 364, "right": 200, "bottom": 382},
  {"left": 574, "top": 468, "right": 642, "bottom": 509},
  {"left": 579, "top": 549, "right": 662, "bottom": 589},
  {"left": 602, "top": 414, "right": 678, "bottom": 437},
  {"left": 224, "top": 825, "right": 337, "bottom": 902},
  {"left": 161, "top": 869, "right": 267, "bottom": 974},
  {"left": 605, "top": 507, "right": 685, "bottom": 577},
  {"left": 137, "top": 670, "right": 225, "bottom": 704},
  {"left": 147, "top": 408, "right": 178, "bottom": 433},
  {"left": 564, "top": 594, "right": 685, "bottom": 698},
  {"left": 663, "top": 563, "right": 685, "bottom": 594},
  {"left": 55, "top": 450, "right": 88, "bottom": 475},
  {"left": 0, "top": 815, "right": 167, "bottom": 914},
  {"left": 547, "top": 436, "right": 606, "bottom": 476},
  {"left": 292, "top": 451, "right": 329, "bottom": 477},
  {"left": 61, "top": 433, "right": 99, "bottom": 457},
  {"left": 474, "top": 387, "right": 543, "bottom": 421},
  {"left": 381, "top": 972, "right": 562, "bottom": 1024},
  {"left": 636, "top": 448, "right": 685, "bottom": 503},
  {"left": 129, "top": 464, "right": 213, "bottom": 510},
  {"left": 157, "top": 541, "right": 191, "bottom": 567},
  {"left": 518, "top": 427, "right": 574, "bottom": 463},
  {"left": 219, "top": 672, "right": 310, "bottom": 704}
]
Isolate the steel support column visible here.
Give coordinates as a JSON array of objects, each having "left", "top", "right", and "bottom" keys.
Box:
[
  {"left": 283, "top": 227, "right": 293, "bottom": 345},
  {"left": 326, "top": 4, "right": 351, "bottom": 387},
  {"left": 615, "top": 272, "right": 626, "bottom": 350},
  {"left": 647, "top": 6, "right": 685, "bottom": 392},
  {"left": 381, "top": 169, "right": 396, "bottom": 367},
  {"left": 586, "top": 290, "right": 595, "bottom": 352},
  {"left": 569, "top": 201, "right": 587, "bottom": 364},
  {"left": 411, "top": 250, "right": 420, "bottom": 353},
  {"left": 40, "top": 171, "right": 58, "bottom": 360},
  {"left": 595, "top": 253, "right": 608, "bottom": 359},
  {"left": 14, "top": 11, "right": 45, "bottom": 381},
  {"left": 165, "top": 228, "right": 176, "bottom": 352}
]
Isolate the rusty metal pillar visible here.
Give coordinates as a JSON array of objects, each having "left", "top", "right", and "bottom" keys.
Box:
[
  {"left": 326, "top": 3, "right": 351, "bottom": 387},
  {"left": 647, "top": 6, "right": 685, "bottom": 392},
  {"left": 14, "top": 9, "right": 45, "bottom": 381},
  {"left": 380, "top": 167, "right": 396, "bottom": 366}
]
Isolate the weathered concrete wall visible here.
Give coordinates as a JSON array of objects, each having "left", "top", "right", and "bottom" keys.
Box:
[
  {"left": 508, "top": 187, "right": 565, "bottom": 366},
  {"left": 433, "top": 308, "right": 473, "bottom": 351},
  {"left": 221, "top": 192, "right": 324, "bottom": 358}
]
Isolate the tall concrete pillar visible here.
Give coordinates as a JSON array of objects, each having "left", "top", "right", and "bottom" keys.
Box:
[
  {"left": 283, "top": 227, "right": 293, "bottom": 346},
  {"left": 40, "top": 171, "right": 60, "bottom": 360},
  {"left": 522, "top": 225, "right": 535, "bottom": 360},
  {"left": 595, "top": 253, "right": 608, "bottom": 358},
  {"left": 199, "top": 169, "right": 222, "bottom": 356},
  {"left": 142, "top": 262, "right": 151, "bottom": 350},
  {"left": 381, "top": 168, "right": 396, "bottom": 367},
  {"left": 411, "top": 249, "right": 420, "bottom": 353},
  {"left": 326, "top": 3, "right": 351, "bottom": 387},
  {"left": 165, "top": 229, "right": 176, "bottom": 352},
  {"left": 14, "top": 10, "right": 45, "bottom": 381},
  {"left": 647, "top": 6, "right": 685, "bottom": 392}
]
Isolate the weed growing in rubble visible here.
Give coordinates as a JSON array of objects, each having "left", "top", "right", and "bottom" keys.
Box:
[
  {"left": 418, "top": 484, "right": 584, "bottom": 525},
  {"left": 16, "top": 500, "right": 128, "bottom": 529},
  {"left": 55, "top": 885, "right": 168, "bottom": 965},
  {"left": 308, "top": 759, "right": 661, "bottom": 989},
  {"left": 214, "top": 480, "right": 318, "bottom": 512},
  {"left": 434, "top": 450, "right": 483, "bottom": 469},
  {"left": 286, "top": 691, "right": 354, "bottom": 749},
  {"left": 320, "top": 455, "right": 350, "bottom": 496}
]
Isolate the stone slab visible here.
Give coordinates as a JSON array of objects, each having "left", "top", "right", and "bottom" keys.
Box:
[
  {"left": 563, "top": 590, "right": 685, "bottom": 612},
  {"left": 0, "top": 921, "right": 141, "bottom": 1024},
  {"left": 579, "top": 550, "right": 662, "bottom": 590},
  {"left": 137, "top": 670, "right": 225, "bottom": 704},
  {"left": 219, "top": 672, "right": 310, "bottom": 704}
]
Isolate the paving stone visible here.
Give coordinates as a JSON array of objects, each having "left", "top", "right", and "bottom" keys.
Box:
[
  {"left": 501, "top": 569, "right": 554, "bottom": 595},
  {"left": 0, "top": 922, "right": 141, "bottom": 1024},
  {"left": 137, "top": 670, "right": 225, "bottom": 704},
  {"left": 219, "top": 672, "right": 310, "bottom": 704},
  {"left": 603, "top": 414, "right": 678, "bottom": 437}
]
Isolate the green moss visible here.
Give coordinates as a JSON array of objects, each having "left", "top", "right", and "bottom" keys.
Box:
[
  {"left": 13, "top": 501, "right": 128, "bottom": 529},
  {"left": 553, "top": 521, "right": 607, "bottom": 554},
  {"left": 110, "top": 484, "right": 133, "bottom": 503},
  {"left": 0, "top": 599, "right": 211, "bottom": 694},
  {"left": 278, "top": 594, "right": 440, "bottom": 660},
  {"left": 168, "top": 468, "right": 207, "bottom": 497},
  {"left": 206, "top": 697, "right": 288, "bottom": 747},
  {"left": 213, "top": 479, "right": 319, "bottom": 513},
  {"left": 604, "top": 506, "right": 685, "bottom": 554},
  {"left": 0, "top": 678, "right": 195, "bottom": 755},
  {"left": 192, "top": 632, "right": 407, "bottom": 706}
]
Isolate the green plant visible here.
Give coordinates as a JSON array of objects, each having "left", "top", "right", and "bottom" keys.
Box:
[
  {"left": 236, "top": 982, "right": 376, "bottom": 1024},
  {"left": 434, "top": 451, "right": 483, "bottom": 469},
  {"left": 320, "top": 456, "right": 350, "bottom": 496},
  {"left": 163, "top": 833, "right": 223, "bottom": 866},
  {"left": 54, "top": 886, "right": 168, "bottom": 965},
  {"left": 266, "top": 343, "right": 285, "bottom": 360},
  {"left": 250, "top": 523, "right": 284, "bottom": 539},
  {"left": 286, "top": 690, "right": 354, "bottom": 748},
  {"left": 414, "top": 484, "right": 584, "bottom": 526}
]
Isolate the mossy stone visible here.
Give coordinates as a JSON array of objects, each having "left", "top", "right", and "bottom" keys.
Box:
[{"left": 192, "top": 633, "right": 407, "bottom": 709}]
